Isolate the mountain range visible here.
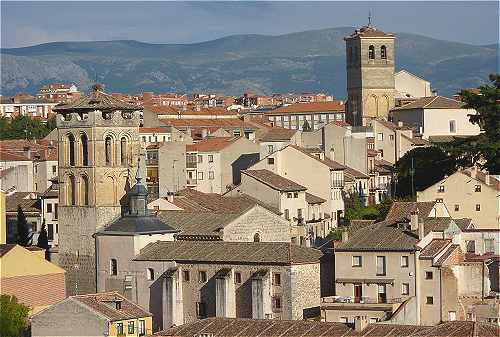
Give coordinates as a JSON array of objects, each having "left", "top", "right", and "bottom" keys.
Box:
[{"left": 1, "top": 27, "right": 498, "bottom": 98}]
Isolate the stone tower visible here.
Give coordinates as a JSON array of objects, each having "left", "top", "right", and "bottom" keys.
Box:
[
  {"left": 345, "top": 23, "right": 396, "bottom": 126},
  {"left": 54, "top": 85, "right": 141, "bottom": 295}
]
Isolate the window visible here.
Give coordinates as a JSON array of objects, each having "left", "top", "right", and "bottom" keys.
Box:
[
  {"left": 197, "top": 155, "right": 203, "bottom": 163},
  {"left": 209, "top": 171, "right": 214, "bottom": 180},
  {"left": 368, "top": 45, "right": 375, "bottom": 59},
  {"left": 139, "top": 320, "right": 146, "bottom": 336},
  {"left": 253, "top": 233, "right": 261, "bottom": 242},
  {"left": 381, "top": 45, "right": 387, "bottom": 59},
  {"left": 438, "top": 185, "right": 445, "bottom": 193},
  {"left": 377, "top": 133, "right": 384, "bottom": 141},
  {"left": 146, "top": 268, "right": 154, "bottom": 280},
  {"left": 208, "top": 155, "right": 213, "bottom": 162},
  {"left": 436, "top": 198, "right": 443, "bottom": 203},
  {"left": 389, "top": 134, "right": 394, "bottom": 141},
  {"left": 376, "top": 256, "right": 386, "bottom": 276},
  {"left": 284, "top": 209, "right": 290, "bottom": 220},
  {"left": 449, "top": 311, "right": 457, "bottom": 321},
  {"left": 199, "top": 271, "right": 207, "bottom": 283},
  {"left": 293, "top": 192, "right": 298, "bottom": 198},
  {"left": 116, "top": 322, "right": 124, "bottom": 336},
  {"left": 81, "top": 134, "right": 89, "bottom": 166},
  {"left": 128, "top": 321, "right": 135, "bottom": 334},
  {"left": 475, "top": 185, "right": 481, "bottom": 192},
  {"left": 466, "top": 240, "right": 476, "bottom": 253},
  {"left": 449, "top": 120, "right": 456, "bottom": 133},
  {"left": 47, "top": 203, "right": 52, "bottom": 213},
  {"left": 476, "top": 204, "right": 481, "bottom": 211},
  {"left": 81, "top": 175, "right": 89, "bottom": 206},
  {"left": 120, "top": 137, "right": 128, "bottom": 166},
  {"left": 196, "top": 302, "right": 207, "bottom": 318},
  {"left": 425, "top": 271, "right": 433, "bottom": 280},
  {"left": 47, "top": 223, "right": 54, "bottom": 241},
  {"left": 426, "top": 296, "right": 434, "bottom": 305},
  {"left": 454, "top": 204, "right": 460, "bottom": 211},
  {"left": 110, "top": 259, "right": 117, "bottom": 276},
  {"left": 352, "top": 256, "right": 362, "bottom": 267},
  {"left": 340, "top": 317, "right": 348, "bottom": 323},
  {"left": 402, "top": 283, "right": 410, "bottom": 295},
  {"left": 267, "top": 145, "right": 274, "bottom": 154},
  {"left": 235, "top": 272, "right": 242, "bottom": 284},
  {"left": 182, "top": 270, "right": 190, "bottom": 282},
  {"left": 267, "top": 157, "right": 275, "bottom": 165},
  {"left": 54, "top": 204, "right": 58, "bottom": 219},
  {"left": 272, "top": 296, "right": 282, "bottom": 311},
  {"left": 484, "top": 239, "right": 495, "bottom": 254},
  {"left": 68, "top": 134, "right": 75, "bottom": 166},
  {"left": 287, "top": 193, "right": 293, "bottom": 198},
  {"left": 401, "top": 256, "right": 409, "bottom": 268},
  {"left": 69, "top": 175, "right": 76, "bottom": 206},
  {"left": 52, "top": 165, "right": 57, "bottom": 174},
  {"left": 105, "top": 136, "right": 112, "bottom": 166},
  {"left": 197, "top": 172, "right": 204, "bottom": 181},
  {"left": 273, "top": 273, "right": 281, "bottom": 286}
]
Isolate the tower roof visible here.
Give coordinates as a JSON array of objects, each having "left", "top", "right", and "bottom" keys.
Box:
[
  {"left": 53, "top": 84, "right": 139, "bottom": 113},
  {"left": 345, "top": 25, "right": 394, "bottom": 39}
]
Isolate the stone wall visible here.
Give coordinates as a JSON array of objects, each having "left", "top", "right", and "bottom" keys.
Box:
[{"left": 290, "top": 263, "right": 321, "bottom": 320}]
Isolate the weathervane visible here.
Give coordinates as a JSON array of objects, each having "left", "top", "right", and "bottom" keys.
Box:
[{"left": 368, "top": 10, "right": 372, "bottom": 26}]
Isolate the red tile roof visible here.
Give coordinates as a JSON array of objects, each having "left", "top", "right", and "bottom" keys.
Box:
[
  {"left": 392, "top": 96, "right": 465, "bottom": 111},
  {"left": 160, "top": 118, "right": 253, "bottom": 129},
  {"left": 242, "top": 169, "right": 306, "bottom": 192},
  {"left": 148, "top": 105, "right": 236, "bottom": 116},
  {"left": 186, "top": 137, "right": 238, "bottom": 152},
  {"left": 139, "top": 127, "right": 171, "bottom": 134},
  {"left": 289, "top": 145, "right": 346, "bottom": 171},
  {"left": 420, "top": 239, "right": 452, "bottom": 259},
  {"left": 266, "top": 101, "right": 345, "bottom": 115}
]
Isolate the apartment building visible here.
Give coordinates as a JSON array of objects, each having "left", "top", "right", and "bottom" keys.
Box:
[
  {"left": 31, "top": 292, "right": 153, "bottom": 337},
  {"left": 143, "top": 91, "right": 188, "bottom": 107},
  {"left": 0, "top": 94, "right": 59, "bottom": 118},
  {"left": 131, "top": 240, "right": 322, "bottom": 329},
  {"left": 40, "top": 178, "right": 59, "bottom": 247},
  {"left": 258, "top": 127, "right": 301, "bottom": 158},
  {"left": 4, "top": 192, "right": 42, "bottom": 243},
  {"left": 37, "top": 83, "right": 81, "bottom": 103},
  {"left": 417, "top": 168, "right": 500, "bottom": 229},
  {"left": 266, "top": 101, "right": 345, "bottom": 131},
  {"left": 390, "top": 96, "right": 480, "bottom": 139}
]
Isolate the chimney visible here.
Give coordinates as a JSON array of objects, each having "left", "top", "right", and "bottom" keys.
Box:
[
  {"left": 341, "top": 230, "right": 349, "bottom": 242},
  {"left": 329, "top": 147, "right": 335, "bottom": 161},
  {"left": 397, "top": 121, "right": 403, "bottom": 127},
  {"left": 354, "top": 316, "right": 369, "bottom": 332},
  {"left": 167, "top": 192, "right": 174, "bottom": 203},
  {"left": 418, "top": 218, "right": 425, "bottom": 240},
  {"left": 485, "top": 173, "right": 490, "bottom": 186},
  {"left": 410, "top": 208, "right": 419, "bottom": 231}
]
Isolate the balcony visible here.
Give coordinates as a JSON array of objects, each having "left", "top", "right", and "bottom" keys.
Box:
[
  {"left": 322, "top": 296, "right": 404, "bottom": 305},
  {"left": 186, "top": 161, "right": 197, "bottom": 169},
  {"left": 146, "top": 158, "right": 158, "bottom": 166},
  {"left": 376, "top": 183, "right": 389, "bottom": 190},
  {"left": 332, "top": 180, "right": 344, "bottom": 188}
]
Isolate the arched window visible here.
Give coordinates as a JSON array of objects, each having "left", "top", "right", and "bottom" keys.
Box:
[
  {"left": 368, "top": 45, "right": 375, "bottom": 59},
  {"left": 81, "top": 175, "right": 89, "bottom": 206},
  {"left": 110, "top": 258, "right": 117, "bottom": 275},
  {"left": 81, "top": 133, "right": 89, "bottom": 166},
  {"left": 253, "top": 233, "right": 261, "bottom": 242},
  {"left": 69, "top": 175, "right": 76, "bottom": 206},
  {"left": 68, "top": 134, "right": 75, "bottom": 166},
  {"left": 105, "top": 136, "right": 112, "bottom": 166},
  {"left": 381, "top": 45, "right": 387, "bottom": 59},
  {"left": 120, "top": 137, "right": 128, "bottom": 166},
  {"left": 146, "top": 268, "right": 155, "bottom": 281}
]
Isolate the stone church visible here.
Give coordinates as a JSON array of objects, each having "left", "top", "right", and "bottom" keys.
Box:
[
  {"left": 345, "top": 23, "right": 396, "bottom": 126},
  {"left": 54, "top": 85, "right": 142, "bottom": 295}
]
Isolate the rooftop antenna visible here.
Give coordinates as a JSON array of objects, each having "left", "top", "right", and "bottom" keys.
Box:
[{"left": 368, "top": 10, "right": 372, "bottom": 26}]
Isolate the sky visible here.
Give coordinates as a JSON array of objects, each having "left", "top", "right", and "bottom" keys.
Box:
[{"left": 1, "top": 1, "right": 499, "bottom": 48}]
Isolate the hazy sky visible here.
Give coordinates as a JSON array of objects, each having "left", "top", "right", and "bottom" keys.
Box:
[{"left": 1, "top": 1, "right": 499, "bottom": 48}]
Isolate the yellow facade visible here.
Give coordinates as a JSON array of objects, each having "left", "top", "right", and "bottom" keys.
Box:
[
  {"left": 0, "top": 245, "right": 64, "bottom": 278},
  {"left": 108, "top": 316, "right": 153, "bottom": 337}
]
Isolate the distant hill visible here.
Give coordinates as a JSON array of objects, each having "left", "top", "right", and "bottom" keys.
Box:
[{"left": 1, "top": 27, "right": 497, "bottom": 97}]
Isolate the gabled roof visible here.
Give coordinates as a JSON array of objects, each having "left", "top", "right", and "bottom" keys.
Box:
[
  {"left": 186, "top": 137, "right": 238, "bottom": 152},
  {"left": 345, "top": 25, "right": 395, "bottom": 39},
  {"left": 391, "top": 96, "right": 465, "bottom": 111},
  {"left": 266, "top": 101, "right": 344, "bottom": 115},
  {"left": 305, "top": 192, "right": 326, "bottom": 204},
  {"left": 344, "top": 166, "right": 369, "bottom": 179},
  {"left": 260, "top": 127, "right": 297, "bottom": 142},
  {"left": 289, "top": 145, "right": 346, "bottom": 171},
  {"left": 135, "top": 241, "right": 323, "bottom": 265},
  {"left": 71, "top": 292, "right": 151, "bottom": 322},
  {"left": 5, "top": 192, "right": 41, "bottom": 213},
  {"left": 242, "top": 169, "right": 306, "bottom": 192},
  {"left": 385, "top": 201, "right": 436, "bottom": 222},
  {"left": 420, "top": 239, "right": 452, "bottom": 259}
]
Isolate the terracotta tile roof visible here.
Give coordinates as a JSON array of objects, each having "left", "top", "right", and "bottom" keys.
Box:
[
  {"left": 139, "top": 127, "right": 171, "bottom": 133},
  {"left": 135, "top": 241, "right": 323, "bottom": 265},
  {"left": 185, "top": 137, "right": 238, "bottom": 152},
  {"left": 0, "top": 244, "right": 17, "bottom": 257},
  {"left": 434, "top": 244, "right": 461, "bottom": 266},
  {"left": 392, "top": 96, "right": 465, "bottom": 111},
  {"left": 242, "top": 169, "right": 306, "bottom": 192},
  {"left": 289, "top": 145, "right": 346, "bottom": 171},
  {"left": 375, "top": 119, "right": 412, "bottom": 131},
  {"left": 157, "top": 211, "right": 239, "bottom": 239},
  {"left": 5, "top": 192, "right": 41, "bottom": 214},
  {"left": 346, "top": 25, "right": 395, "bottom": 39},
  {"left": 462, "top": 169, "right": 500, "bottom": 191},
  {"left": 53, "top": 85, "right": 138, "bottom": 112},
  {"left": 0, "top": 140, "right": 58, "bottom": 162},
  {"left": 401, "top": 134, "right": 431, "bottom": 146},
  {"left": 344, "top": 166, "right": 369, "bottom": 179},
  {"left": 374, "top": 159, "right": 393, "bottom": 175},
  {"left": 385, "top": 201, "right": 436, "bottom": 222},
  {"left": 155, "top": 317, "right": 499, "bottom": 337},
  {"left": 305, "top": 192, "right": 326, "bottom": 204},
  {"left": 453, "top": 218, "right": 473, "bottom": 230},
  {"left": 420, "top": 239, "right": 451, "bottom": 259},
  {"left": 160, "top": 118, "right": 255, "bottom": 130},
  {"left": 72, "top": 291, "right": 151, "bottom": 322},
  {"left": 0, "top": 150, "right": 30, "bottom": 161},
  {"left": 260, "top": 127, "right": 297, "bottom": 141},
  {"left": 266, "top": 101, "right": 345, "bottom": 115},
  {"left": 147, "top": 105, "right": 236, "bottom": 116}
]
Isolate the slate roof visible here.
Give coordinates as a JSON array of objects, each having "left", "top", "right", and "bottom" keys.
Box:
[
  {"left": 392, "top": 96, "right": 465, "bottom": 111},
  {"left": 420, "top": 239, "right": 451, "bottom": 259},
  {"left": 71, "top": 292, "right": 151, "bottom": 322},
  {"left": 266, "top": 101, "right": 345, "bottom": 115},
  {"left": 53, "top": 85, "right": 139, "bottom": 113},
  {"left": 155, "top": 317, "right": 499, "bottom": 337},
  {"left": 242, "top": 169, "right": 306, "bottom": 192},
  {"left": 135, "top": 241, "right": 323, "bottom": 265},
  {"left": 305, "top": 192, "right": 326, "bottom": 204}
]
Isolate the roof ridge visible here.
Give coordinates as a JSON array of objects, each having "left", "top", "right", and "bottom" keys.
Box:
[{"left": 423, "top": 96, "right": 439, "bottom": 108}]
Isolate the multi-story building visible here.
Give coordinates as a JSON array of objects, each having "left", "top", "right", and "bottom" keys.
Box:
[
  {"left": 345, "top": 24, "right": 396, "bottom": 126},
  {"left": 0, "top": 93, "right": 59, "bottom": 118},
  {"left": 37, "top": 83, "right": 81, "bottom": 103},
  {"left": 131, "top": 240, "right": 322, "bottom": 329},
  {"left": 40, "top": 178, "right": 59, "bottom": 247},
  {"left": 417, "top": 168, "right": 500, "bottom": 229},
  {"left": 4, "top": 192, "right": 42, "bottom": 243},
  {"left": 266, "top": 101, "right": 345, "bottom": 131},
  {"left": 258, "top": 127, "right": 301, "bottom": 158},
  {"left": 395, "top": 70, "right": 435, "bottom": 99},
  {"left": 31, "top": 292, "right": 153, "bottom": 337},
  {"left": 54, "top": 84, "right": 141, "bottom": 295},
  {"left": 143, "top": 92, "right": 188, "bottom": 107}
]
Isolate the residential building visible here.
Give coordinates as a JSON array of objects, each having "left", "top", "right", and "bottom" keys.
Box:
[
  {"left": 31, "top": 292, "right": 153, "bottom": 337},
  {"left": 417, "top": 168, "right": 500, "bottom": 229},
  {"left": 390, "top": 96, "right": 480, "bottom": 139},
  {"left": 54, "top": 84, "right": 142, "bottom": 295},
  {"left": 4, "top": 191, "right": 41, "bottom": 244},
  {"left": 265, "top": 101, "right": 345, "bottom": 131},
  {"left": 143, "top": 105, "right": 239, "bottom": 127},
  {"left": 395, "top": 70, "right": 434, "bottom": 99},
  {"left": 40, "top": 177, "right": 59, "bottom": 247},
  {"left": 0, "top": 244, "right": 65, "bottom": 315},
  {"left": 143, "top": 91, "right": 188, "bottom": 107},
  {"left": 345, "top": 24, "right": 396, "bottom": 126},
  {"left": 0, "top": 93, "right": 59, "bottom": 118},
  {"left": 37, "top": 83, "right": 81, "bottom": 103},
  {"left": 131, "top": 240, "right": 322, "bottom": 329},
  {"left": 257, "top": 127, "right": 302, "bottom": 158}
]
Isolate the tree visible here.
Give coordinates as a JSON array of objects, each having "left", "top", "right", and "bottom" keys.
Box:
[
  {"left": 0, "top": 115, "right": 56, "bottom": 140},
  {"left": 344, "top": 192, "right": 379, "bottom": 221},
  {"left": 0, "top": 295, "right": 30, "bottom": 337},
  {"left": 16, "top": 206, "right": 31, "bottom": 247},
  {"left": 37, "top": 223, "right": 49, "bottom": 250},
  {"left": 445, "top": 74, "right": 500, "bottom": 174},
  {"left": 395, "top": 146, "right": 457, "bottom": 198}
]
